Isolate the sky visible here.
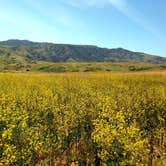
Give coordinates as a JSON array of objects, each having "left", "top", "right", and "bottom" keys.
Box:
[{"left": 0, "top": 0, "right": 166, "bottom": 57}]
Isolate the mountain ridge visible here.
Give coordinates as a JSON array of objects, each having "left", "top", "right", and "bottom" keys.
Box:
[{"left": 0, "top": 39, "right": 166, "bottom": 64}]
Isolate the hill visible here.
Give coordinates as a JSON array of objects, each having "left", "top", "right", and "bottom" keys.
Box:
[
  {"left": 0, "top": 39, "right": 166, "bottom": 63},
  {"left": 0, "top": 39, "right": 166, "bottom": 72}
]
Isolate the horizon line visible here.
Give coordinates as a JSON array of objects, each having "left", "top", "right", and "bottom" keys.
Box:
[{"left": 0, "top": 38, "right": 165, "bottom": 58}]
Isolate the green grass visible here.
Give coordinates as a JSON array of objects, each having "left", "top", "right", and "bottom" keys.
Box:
[{"left": 1, "top": 61, "right": 166, "bottom": 73}]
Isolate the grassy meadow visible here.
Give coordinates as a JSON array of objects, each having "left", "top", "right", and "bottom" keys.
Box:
[
  {"left": 0, "top": 71, "right": 166, "bottom": 165},
  {"left": 1, "top": 61, "right": 166, "bottom": 73}
]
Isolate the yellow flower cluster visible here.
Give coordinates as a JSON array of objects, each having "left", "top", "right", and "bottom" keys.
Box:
[{"left": 0, "top": 73, "right": 165, "bottom": 165}]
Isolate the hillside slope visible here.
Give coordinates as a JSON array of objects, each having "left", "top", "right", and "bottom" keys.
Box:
[{"left": 0, "top": 39, "right": 166, "bottom": 64}]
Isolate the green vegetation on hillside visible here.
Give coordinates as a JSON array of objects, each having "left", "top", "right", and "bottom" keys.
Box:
[{"left": 0, "top": 39, "right": 166, "bottom": 65}]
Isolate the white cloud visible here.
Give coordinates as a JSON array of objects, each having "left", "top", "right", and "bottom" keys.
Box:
[
  {"left": 64, "top": 0, "right": 163, "bottom": 42},
  {"left": 63, "top": 0, "right": 108, "bottom": 8},
  {"left": 22, "top": 0, "right": 85, "bottom": 30},
  {"left": 108, "top": 0, "right": 163, "bottom": 42},
  {"left": 109, "top": 0, "right": 127, "bottom": 9}
]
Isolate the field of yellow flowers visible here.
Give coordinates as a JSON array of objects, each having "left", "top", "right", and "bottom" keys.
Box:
[{"left": 0, "top": 72, "right": 166, "bottom": 165}]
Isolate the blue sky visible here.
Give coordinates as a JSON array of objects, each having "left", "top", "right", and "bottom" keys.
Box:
[{"left": 0, "top": 0, "right": 166, "bottom": 57}]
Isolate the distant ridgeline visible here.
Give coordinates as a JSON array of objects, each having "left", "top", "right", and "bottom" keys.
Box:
[{"left": 0, "top": 39, "right": 166, "bottom": 63}]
